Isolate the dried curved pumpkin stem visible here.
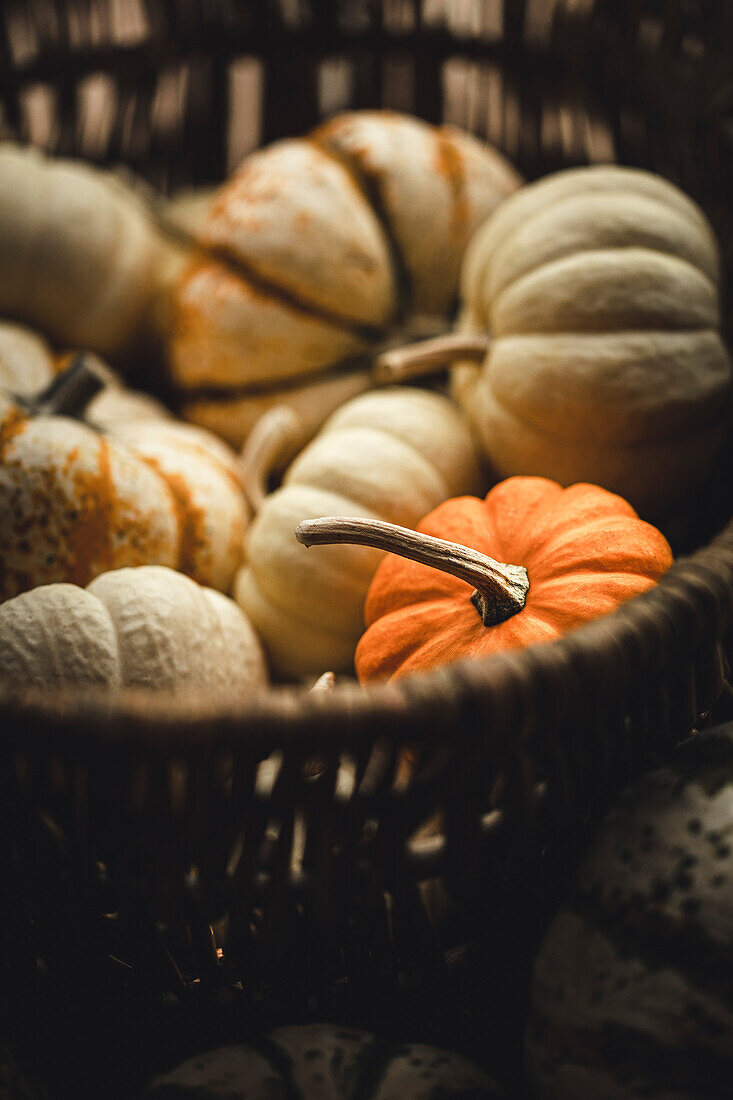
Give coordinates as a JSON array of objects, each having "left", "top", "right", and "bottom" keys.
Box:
[
  {"left": 239, "top": 405, "right": 302, "bottom": 512},
  {"left": 296, "top": 515, "right": 528, "bottom": 627},
  {"left": 373, "top": 333, "right": 490, "bottom": 385},
  {"left": 20, "top": 353, "right": 108, "bottom": 419}
]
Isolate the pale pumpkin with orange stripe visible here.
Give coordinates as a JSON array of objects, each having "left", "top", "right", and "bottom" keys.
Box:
[
  {"left": 170, "top": 110, "right": 520, "bottom": 445},
  {"left": 0, "top": 323, "right": 248, "bottom": 601},
  {"left": 296, "top": 478, "right": 673, "bottom": 683}
]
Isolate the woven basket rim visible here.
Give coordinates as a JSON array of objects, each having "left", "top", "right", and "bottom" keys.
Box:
[{"left": 3, "top": 513, "right": 732, "bottom": 748}]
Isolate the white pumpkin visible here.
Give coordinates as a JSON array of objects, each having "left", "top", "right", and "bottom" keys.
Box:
[
  {"left": 170, "top": 110, "right": 521, "bottom": 446},
  {"left": 234, "top": 387, "right": 480, "bottom": 679},
  {"left": 449, "top": 165, "right": 732, "bottom": 515},
  {"left": 0, "top": 144, "right": 184, "bottom": 359},
  {"left": 0, "top": 322, "right": 248, "bottom": 599},
  {"left": 0, "top": 565, "right": 267, "bottom": 693}
]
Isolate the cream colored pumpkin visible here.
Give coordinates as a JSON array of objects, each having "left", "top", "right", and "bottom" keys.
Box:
[
  {"left": 182, "top": 364, "right": 373, "bottom": 454},
  {"left": 0, "top": 323, "right": 248, "bottom": 600},
  {"left": 451, "top": 165, "right": 731, "bottom": 515},
  {"left": 0, "top": 144, "right": 186, "bottom": 359},
  {"left": 234, "top": 387, "right": 480, "bottom": 679},
  {"left": 170, "top": 110, "right": 521, "bottom": 446},
  {"left": 0, "top": 566, "right": 267, "bottom": 693}
]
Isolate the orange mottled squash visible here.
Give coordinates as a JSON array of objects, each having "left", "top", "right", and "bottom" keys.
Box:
[{"left": 296, "top": 477, "right": 673, "bottom": 682}]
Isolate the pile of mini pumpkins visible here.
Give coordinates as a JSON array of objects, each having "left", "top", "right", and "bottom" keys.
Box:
[{"left": 0, "top": 110, "right": 730, "bottom": 694}]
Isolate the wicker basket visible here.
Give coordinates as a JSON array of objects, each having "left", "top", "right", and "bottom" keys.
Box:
[{"left": 1, "top": 0, "right": 732, "bottom": 1080}]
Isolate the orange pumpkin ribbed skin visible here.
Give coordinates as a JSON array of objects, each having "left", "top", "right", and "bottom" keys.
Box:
[{"left": 355, "top": 477, "right": 673, "bottom": 683}]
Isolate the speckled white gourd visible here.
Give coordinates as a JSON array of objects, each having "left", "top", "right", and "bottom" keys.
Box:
[
  {"left": 144, "top": 1024, "right": 503, "bottom": 1098},
  {"left": 527, "top": 724, "right": 733, "bottom": 1098}
]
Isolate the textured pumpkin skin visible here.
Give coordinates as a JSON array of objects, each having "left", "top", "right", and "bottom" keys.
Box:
[
  {"left": 144, "top": 1024, "right": 503, "bottom": 1098},
  {"left": 356, "top": 477, "right": 672, "bottom": 683},
  {"left": 234, "top": 387, "right": 480, "bottom": 679},
  {"left": 0, "top": 565, "right": 267, "bottom": 692},
  {"left": 0, "top": 324, "right": 248, "bottom": 599},
  {"left": 0, "top": 144, "right": 176, "bottom": 358},
  {"left": 312, "top": 111, "right": 522, "bottom": 316},
  {"left": 182, "top": 363, "right": 373, "bottom": 453},
  {"left": 526, "top": 724, "right": 733, "bottom": 1098},
  {"left": 453, "top": 166, "right": 731, "bottom": 515},
  {"left": 170, "top": 110, "right": 520, "bottom": 445}
]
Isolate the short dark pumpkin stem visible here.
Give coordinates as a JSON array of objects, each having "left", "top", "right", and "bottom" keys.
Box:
[
  {"left": 24, "top": 353, "right": 107, "bottom": 419},
  {"left": 295, "top": 516, "right": 529, "bottom": 628}
]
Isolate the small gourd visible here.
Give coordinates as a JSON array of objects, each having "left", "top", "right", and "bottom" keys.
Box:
[
  {"left": 297, "top": 477, "right": 672, "bottom": 682},
  {"left": 144, "top": 1024, "right": 503, "bottom": 1098},
  {"left": 0, "top": 325, "right": 248, "bottom": 599},
  {"left": 527, "top": 723, "right": 733, "bottom": 1098},
  {"left": 0, "top": 144, "right": 183, "bottom": 358},
  {"left": 0, "top": 565, "right": 267, "bottom": 693},
  {"left": 234, "top": 387, "right": 481, "bottom": 679},
  {"left": 170, "top": 110, "right": 521, "bottom": 447},
  {"left": 378, "top": 166, "right": 732, "bottom": 516}
]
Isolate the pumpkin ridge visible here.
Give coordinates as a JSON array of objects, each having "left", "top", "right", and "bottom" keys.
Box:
[
  {"left": 366, "top": 592, "right": 469, "bottom": 628},
  {"left": 484, "top": 329, "right": 730, "bottom": 446},
  {"left": 308, "top": 133, "right": 411, "bottom": 321},
  {"left": 479, "top": 477, "right": 566, "bottom": 564},
  {"left": 249, "top": 565, "right": 360, "bottom": 641},
  {"left": 490, "top": 248, "right": 719, "bottom": 337},
  {"left": 520, "top": 515, "right": 671, "bottom": 572},
  {"left": 469, "top": 165, "right": 718, "bottom": 281},
  {"left": 247, "top": 490, "right": 382, "bottom": 632},
  {"left": 192, "top": 242, "right": 385, "bottom": 341},
  {"left": 433, "top": 128, "right": 470, "bottom": 249},
  {"left": 36, "top": 583, "right": 66, "bottom": 683},
  {"left": 567, "top": 881, "right": 733, "bottom": 1016},
  {"left": 518, "top": 538, "right": 661, "bottom": 583},
  {"left": 296, "top": 422, "right": 453, "bottom": 509},
  {"left": 64, "top": 434, "right": 119, "bottom": 585},
  {"left": 139, "top": 456, "right": 206, "bottom": 581},
  {"left": 93, "top": 572, "right": 173, "bottom": 687},
  {"left": 530, "top": 1015, "right": 733, "bottom": 1098},
  {"left": 485, "top": 191, "right": 719, "bottom": 302},
  {"left": 420, "top": 493, "right": 510, "bottom": 560},
  {"left": 175, "top": 352, "right": 369, "bottom": 401},
  {"left": 347, "top": 1036, "right": 395, "bottom": 1100},
  {"left": 235, "top": 1036, "right": 303, "bottom": 1100},
  {"left": 488, "top": 369, "right": 730, "bottom": 450}
]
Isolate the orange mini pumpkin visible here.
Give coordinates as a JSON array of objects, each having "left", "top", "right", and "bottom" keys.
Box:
[{"left": 296, "top": 477, "right": 673, "bottom": 682}]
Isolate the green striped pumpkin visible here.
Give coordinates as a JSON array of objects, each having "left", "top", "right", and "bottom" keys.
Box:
[
  {"left": 527, "top": 723, "right": 733, "bottom": 1098},
  {"left": 144, "top": 1024, "right": 503, "bottom": 1098}
]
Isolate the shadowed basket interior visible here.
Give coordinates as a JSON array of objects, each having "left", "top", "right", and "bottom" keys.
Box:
[{"left": 0, "top": 0, "right": 732, "bottom": 1033}]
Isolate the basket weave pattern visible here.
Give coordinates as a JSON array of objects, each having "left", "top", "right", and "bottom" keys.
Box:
[{"left": 1, "top": 0, "right": 732, "bottom": 1017}]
